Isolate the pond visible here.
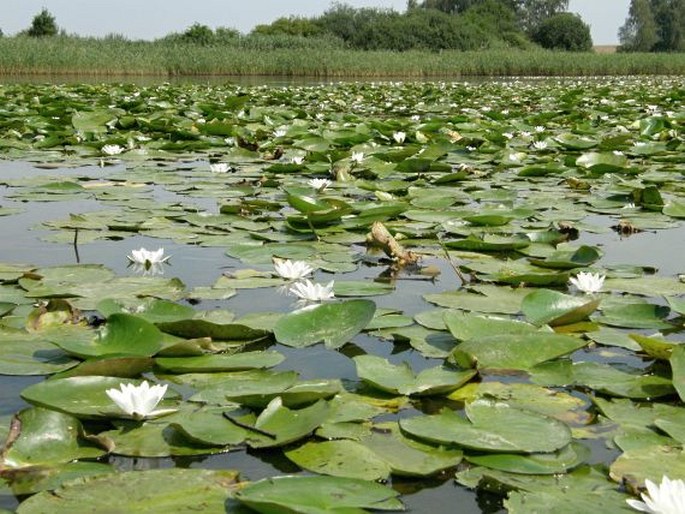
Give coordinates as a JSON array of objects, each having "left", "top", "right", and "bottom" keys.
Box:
[{"left": 0, "top": 77, "right": 683, "bottom": 513}]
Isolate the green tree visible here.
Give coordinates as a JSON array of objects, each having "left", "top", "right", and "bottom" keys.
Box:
[
  {"left": 651, "top": 0, "right": 685, "bottom": 50},
  {"left": 418, "top": 0, "right": 568, "bottom": 31},
  {"left": 252, "top": 16, "right": 323, "bottom": 37},
  {"left": 182, "top": 23, "right": 215, "bottom": 45},
  {"left": 532, "top": 12, "right": 592, "bottom": 50},
  {"left": 515, "top": 0, "right": 570, "bottom": 32},
  {"left": 27, "top": 8, "right": 58, "bottom": 37},
  {"left": 619, "top": 0, "right": 659, "bottom": 51}
]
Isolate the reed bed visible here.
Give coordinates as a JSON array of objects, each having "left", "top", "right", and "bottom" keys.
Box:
[{"left": 0, "top": 36, "right": 683, "bottom": 77}]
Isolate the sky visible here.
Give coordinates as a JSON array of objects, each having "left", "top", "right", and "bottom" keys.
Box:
[{"left": 2, "top": 1, "right": 630, "bottom": 45}]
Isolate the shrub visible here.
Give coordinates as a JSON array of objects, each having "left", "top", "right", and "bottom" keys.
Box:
[
  {"left": 182, "top": 23, "right": 215, "bottom": 45},
  {"left": 27, "top": 8, "right": 58, "bottom": 37},
  {"left": 532, "top": 12, "right": 592, "bottom": 51}
]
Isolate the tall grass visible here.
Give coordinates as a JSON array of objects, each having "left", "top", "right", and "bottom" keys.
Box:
[{"left": 0, "top": 36, "right": 683, "bottom": 77}]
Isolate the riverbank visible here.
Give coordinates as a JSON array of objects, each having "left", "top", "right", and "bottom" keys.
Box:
[{"left": 0, "top": 37, "right": 683, "bottom": 77}]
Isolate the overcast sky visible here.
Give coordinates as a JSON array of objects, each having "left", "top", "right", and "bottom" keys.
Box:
[{"left": 2, "top": 1, "right": 630, "bottom": 45}]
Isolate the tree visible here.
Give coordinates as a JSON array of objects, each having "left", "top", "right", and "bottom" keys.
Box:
[
  {"left": 27, "top": 8, "right": 58, "bottom": 37},
  {"left": 182, "top": 23, "right": 214, "bottom": 45},
  {"left": 515, "top": 0, "right": 569, "bottom": 32},
  {"left": 418, "top": 0, "right": 568, "bottom": 31},
  {"left": 532, "top": 12, "right": 592, "bottom": 51},
  {"left": 619, "top": 0, "right": 659, "bottom": 50}
]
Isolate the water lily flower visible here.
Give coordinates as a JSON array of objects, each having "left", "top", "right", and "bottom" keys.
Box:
[
  {"left": 627, "top": 476, "right": 685, "bottom": 513},
  {"left": 209, "top": 162, "right": 230, "bottom": 173},
  {"left": 502, "top": 132, "right": 514, "bottom": 140},
  {"left": 288, "top": 279, "right": 335, "bottom": 302},
  {"left": 532, "top": 141, "right": 548, "bottom": 150},
  {"left": 569, "top": 271, "right": 605, "bottom": 294},
  {"left": 351, "top": 151, "right": 364, "bottom": 164},
  {"left": 535, "top": 125, "right": 545, "bottom": 133},
  {"left": 105, "top": 381, "right": 170, "bottom": 420},
  {"left": 101, "top": 144, "right": 123, "bottom": 156},
  {"left": 274, "top": 259, "right": 314, "bottom": 280},
  {"left": 273, "top": 128, "right": 286, "bottom": 138},
  {"left": 393, "top": 131, "right": 406, "bottom": 144},
  {"left": 308, "top": 178, "right": 331, "bottom": 191},
  {"left": 127, "top": 247, "right": 170, "bottom": 268}
]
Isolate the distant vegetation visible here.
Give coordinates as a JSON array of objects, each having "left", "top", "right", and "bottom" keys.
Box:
[
  {"left": 0, "top": 2, "right": 682, "bottom": 77},
  {"left": 619, "top": 0, "right": 684, "bottom": 52}
]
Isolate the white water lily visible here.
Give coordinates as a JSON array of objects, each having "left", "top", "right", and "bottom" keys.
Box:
[
  {"left": 274, "top": 259, "right": 315, "bottom": 280},
  {"left": 569, "top": 271, "right": 605, "bottom": 294},
  {"left": 101, "top": 144, "right": 123, "bottom": 156},
  {"left": 627, "top": 476, "right": 685, "bottom": 514},
  {"left": 209, "top": 162, "right": 230, "bottom": 173},
  {"left": 291, "top": 156, "right": 305, "bottom": 165},
  {"left": 273, "top": 128, "right": 287, "bottom": 138},
  {"left": 288, "top": 279, "right": 335, "bottom": 302},
  {"left": 127, "top": 247, "right": 170, "bottom": 267},
  {"left": 532, "top": 141, "right": 548, "bottom": 150},
  {"left": 350, "top": 151, "right": 364, "bottom": 164},
  {"left": 105, "top": 381, "right": 170, "bottom": 420},
  {"left": 393, "top": 131, "right": 406, "bottom": 144},
  {"left": 308, "top": 178, "right": 331, "bottom": 191}
]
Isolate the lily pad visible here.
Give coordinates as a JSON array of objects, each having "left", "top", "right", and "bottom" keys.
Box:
[
  {"left": 274, "top": 300, "right": 376, "bottom": 349},
  {"left": 400, "top": 401, "right": 571, "bottom": 453},
  {"left": 521, "top": 289, "right": 600, "bottom": 327},
  {"left": 354, "top": 355, "right": 476, "bottom": 396},
  {"left": 235, "top": 475, "right": 403, "bottom": 513},
  {"left": 17, "top": 469, "right": 240, "bottom": 514}
]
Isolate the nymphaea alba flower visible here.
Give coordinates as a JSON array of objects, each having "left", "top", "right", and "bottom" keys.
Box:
[
  {"left": 569, "top": 271, "right": 605, "bottom": 294},
  {"left": 127, "top": 247, "right": 170, "bottom": 268},
  {"left": 288, "top": 279, "right": 335, "bottom": 302},
  {"left": 308, "top": 178, "right": 331, "bottom": 191},
  {"left": 105, "top": 381, "right": 174, "bottom": 420},
  {"left": 274, "top": 259, "right": 314, "bottom": 280},
  {"left": 291, "top": 156, "right": 305, "bottom": 165},
  {"left": 101, "top": 144, "right": 123, "bottom": 156},
  {"left": 531, "top": 141, "right": 548, "bottom": 150},
  {"left": 350, "top": 151, "right": 364, "bottom": 164},
  {"left": 393, "top": 131, "right": 406, "bottom": 144},
  {"left": 209, "top": 162, "right": 230, "bottom": 173},
  {"left": 627, "top": 476, "right": 685, "bottom": 514}
]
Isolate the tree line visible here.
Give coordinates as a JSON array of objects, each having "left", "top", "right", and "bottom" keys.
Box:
[
  {"left": 619, "top": 0, "right": 684, "bottom": 51},
  {"left": 4, "top": 2, "right": 683, "bottom": 53}
]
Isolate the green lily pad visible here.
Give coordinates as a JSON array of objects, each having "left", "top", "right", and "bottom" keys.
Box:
[
  {"left": 610, "top": 445, "right": 685, "bottom": 488},
  {"left": 522, "top": 289, "right": 600, "bottom": 327},
  {"left": 52, "top": 313, "right": 164, "bottom": 358},
  {"left": 450, "top": 332, "right": 587, "bottom": 371},
  {"left": 274, "top": 300, "right": 376, "bottom": 349},
  {"left": 0, "top": 331, "right": 77, "bottom": 375},
  {"left": 466, "top": 442, "right": 589, "bottom": 475},
  {"left": 670, "top": 345, "right": 685, "bottom": 402},
  {"left": 444, "top": 311, "right": 538, "bottom": 341},
  {"left": 235, "top": 475, "right": 403, "bottom": 513},
  {"left": 286, "top": 440, "right": 392, "bottom": 481},
  {"left": 400, "top": 401, "right": 571, "bottom": 453},
  {"left": 155, "top": 351, "right": 284, "bottom": 373},
  {"left": 21, "top": 376, "right": 175, "bottom": 419},
  {"left": 531, "top": 361, "right": 674, "bottom": 399},
  {"left": 594, "top": 303, "right": 672, "bottom": 329},
  {"left": 1, "top": 408, "right": 105, "bottom": 468},
  {"left": 354, "top": 355, "right": 476, "bottom": 396},
  {"left": 16, "top": 469, "right": 240, "bottom": 514}
]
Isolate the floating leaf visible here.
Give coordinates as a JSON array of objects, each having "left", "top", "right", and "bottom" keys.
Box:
[
  {"left": 235, "top": 475, "right": 403, "bottom": 513},
  {"left": 400, "top": 401, "right": 571, "bottom": 453},
  {"left": 274, "top": 300, "right": 375, "bottom": 349},
  {"left": 521, "top": 289, "right": 600, "bottom": 327},
  {"left": 17, "top": 469, "right": 239, "bottom": 514}
]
